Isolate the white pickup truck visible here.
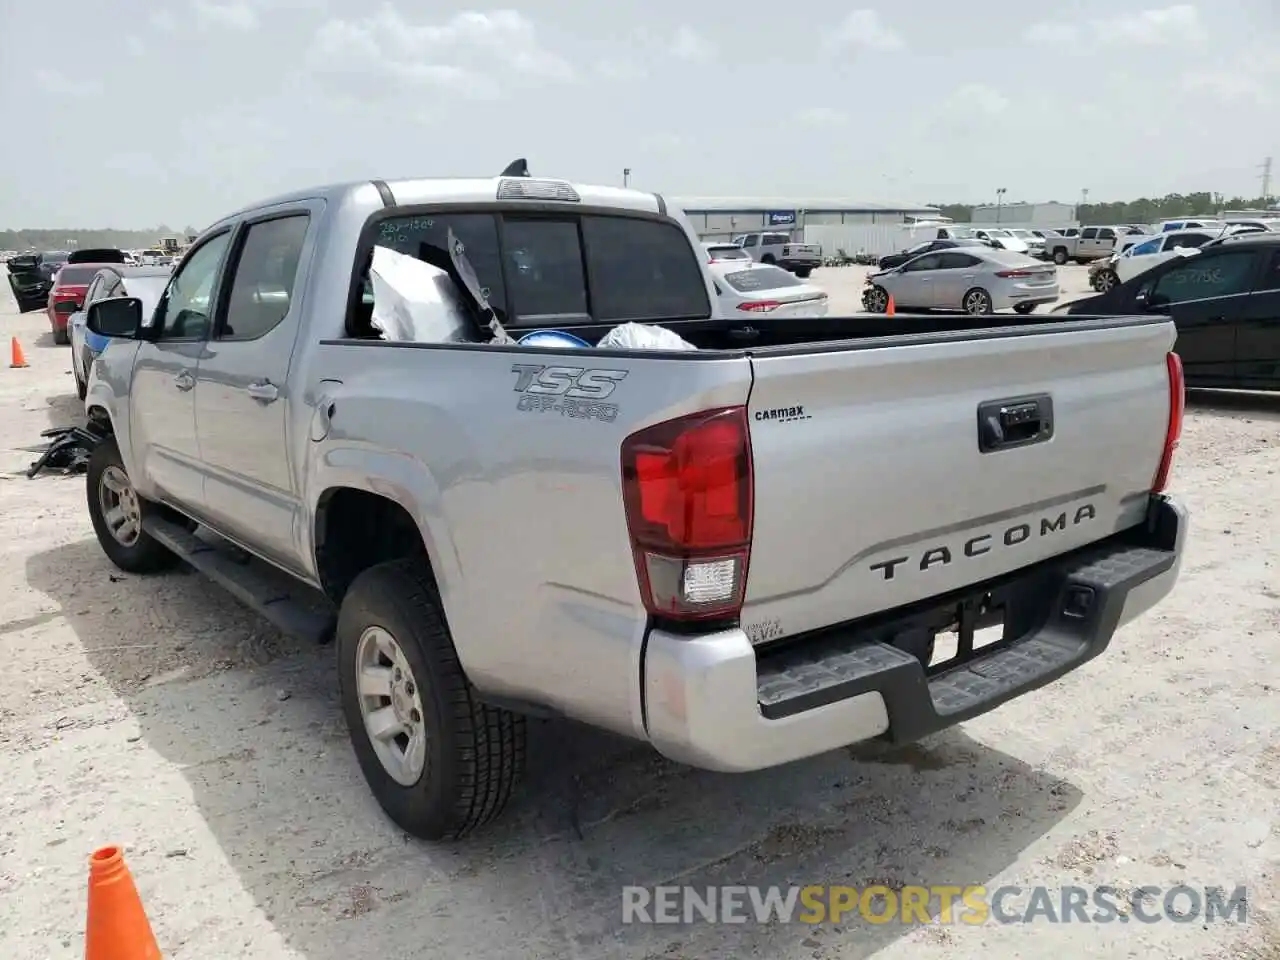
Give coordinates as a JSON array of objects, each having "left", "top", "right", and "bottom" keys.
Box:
[
  {"left": 79, "top": 165, "right": 1189, "bottom": 839},
  {"left": 730, "top": 231, "right": 822, "bottom": 277}
]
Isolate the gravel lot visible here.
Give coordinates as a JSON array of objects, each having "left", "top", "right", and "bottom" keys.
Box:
[{"left": 0, "top": 266, "right": 1276, "bottom": 959}]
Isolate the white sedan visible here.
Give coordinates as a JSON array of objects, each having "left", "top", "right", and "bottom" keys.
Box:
[
  {"left": 1114, "top": 228, "right": 1221, "bottom": 283},
  {"left": 708, "top": 262, "right": 829, "bottom": 319}
]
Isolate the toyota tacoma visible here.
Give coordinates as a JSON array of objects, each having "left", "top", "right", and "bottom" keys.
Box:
[{"left": 77, "top": 164, "right": 1189, "bottom": 840}]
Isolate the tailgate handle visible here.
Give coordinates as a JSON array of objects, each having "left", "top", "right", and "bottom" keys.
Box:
[{"left": 978, "top": 395, "right": 1053, "bottom": 453}]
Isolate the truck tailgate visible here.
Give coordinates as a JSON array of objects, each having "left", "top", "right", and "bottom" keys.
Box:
[{"left": 740, "top": 318, "right": 1175, "bottom": 640}]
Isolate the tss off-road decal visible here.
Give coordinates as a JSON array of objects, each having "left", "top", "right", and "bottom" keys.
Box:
[{"left": 510, "top": 364, "right": 627, "bottom": 423}]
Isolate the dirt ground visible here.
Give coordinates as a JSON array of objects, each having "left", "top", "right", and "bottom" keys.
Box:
[{"left": 0, "top": 267, "right": 1276, "bottom": 959}]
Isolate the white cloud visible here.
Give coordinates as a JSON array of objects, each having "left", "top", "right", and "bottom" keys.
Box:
[
  {"left": 1180, "top": 52, "right": 1279, "bottom": 105},
  {"left": 826, "top": 10, "right": 903, "bottom": 51},
  {"left": 1024, "top": 22, "right": 1080, "bottom": 45},
  {"left": 150, "top": 9, "right": 179, "bottom": 31},
  {"left": 945, "top": 83, "right": 1010, "bottom": 116},
  {"left": 194, "top": 0, "right": 259, "bottom": 30},
  {"left": 125, "top": 35, "right": 146, "bottom": 57},
  {"left": 670, "top": 26, "right": 712, "bottom": 60},
  {"left": 796, "top": 106, "right": 848, "bottom": 126},
  {"left": 308, "top": 7, "right": 575, "bottom": 95},
  {"left": 34, "top": 68, "right": 103, "bottom": 97},
  {"left": 1027, "top": 4, "right": 1205, "bottom": 50},
  {"left": 595, "top": 60, "right": 646, "bottom": 81},
  {"left": 1099, "top": 3, "right": 1203, "bottom": 45}
]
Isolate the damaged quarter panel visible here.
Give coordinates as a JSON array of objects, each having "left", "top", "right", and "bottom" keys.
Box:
[{"left": 305, "top": 341, "right": 752, "bottom": 739}]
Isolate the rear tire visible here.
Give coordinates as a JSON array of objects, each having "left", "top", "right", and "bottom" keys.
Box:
[
  {"left": 1013, "top": 302, "right": 1037, "bottom": 315},
  {"left": 337, "top": 559, "right": 527, "bottom": 840},
  {"left": 86, "top": 438, "right": 184, "bottom": 574},
  {"left": 962, "top": 288, "right": 994, "bottom": 315},
  {"left": 1097, "top": 269, "right": 1118, "bottom": 293},
  {"left": 761, "top": 254, "right": 776, "bottom": 265},
  {"left": 793, "top": 267, "right": 812, "bottom": 279},
  {"left": 53, "top": 326, "right": 70, "bottom": 346}
]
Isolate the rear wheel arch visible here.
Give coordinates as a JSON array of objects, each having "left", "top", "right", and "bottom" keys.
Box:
[{"left": 313, "top": 487, "right": 438, "bottom": 604}]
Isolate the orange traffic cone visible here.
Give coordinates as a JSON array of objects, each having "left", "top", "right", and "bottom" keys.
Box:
[
  {"left": 886, "top": 294, "right": 896, "bottom": 317},
  {"left": 85, "top": 846, "right": 161, "bottom": 960},
  {"left": 9, "top": 336, "right": 28, "bottom": 368}
]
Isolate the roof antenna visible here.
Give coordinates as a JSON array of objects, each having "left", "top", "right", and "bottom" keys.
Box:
[{"left": 500, "top": 158, "right": 530, "bottom": 178}]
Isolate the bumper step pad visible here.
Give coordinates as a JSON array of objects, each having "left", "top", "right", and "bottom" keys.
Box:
[{"left": 756, "top": 541, "right": 1175, "bottom": 742}]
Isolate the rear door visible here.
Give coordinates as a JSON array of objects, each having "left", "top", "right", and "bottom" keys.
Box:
[
  {"left": 193, "top": 206, "right": 316, "bottom": 572},
  {"left": 930, "top": 251, "right": 983, "bottom": 308},
  {"left": 1078, "top": 227, "right": 1099, "bottom": 258},
  {"left": 1234, "top": 246, "right": 1280, "bottom": 386},
  {"left": 741, "top": 317, "right": 1176, "bottom": 639},
  {"left": 1138, "top": 246, "right": 1259, "bottom": 384}
]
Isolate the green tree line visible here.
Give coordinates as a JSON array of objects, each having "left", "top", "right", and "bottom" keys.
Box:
[
  {"left": 0, "top": 227, "right": 200, "bottom": 253},
  {"left": 933, "top": 194, "right": 1277, "bottom": 226}
]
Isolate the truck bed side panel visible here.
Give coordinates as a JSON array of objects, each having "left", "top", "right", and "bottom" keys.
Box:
[
  {"left": 740, "top": 319, "right": 1176, "bottom": 642},
  {"left": 306, "top": 342, "right": 753, "bottom": 738}
]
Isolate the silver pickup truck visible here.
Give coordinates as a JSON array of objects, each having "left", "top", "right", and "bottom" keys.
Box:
[{"left": 79, "top": 166, "right": 1189, "bottom": 840}]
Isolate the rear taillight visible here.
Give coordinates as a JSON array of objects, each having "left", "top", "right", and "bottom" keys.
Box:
[
  {"left": 1152, "top": 352, "right": 1184, "bottom": 493},
  {"left": 621, "top": 407, "right": 753, "bottom": 622},
  {"left": 736, "top": 301, "right": 782, "bottom": 313}
]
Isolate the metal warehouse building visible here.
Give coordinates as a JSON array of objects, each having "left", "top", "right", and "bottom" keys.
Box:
[
  {"left": 968, "top": 201, "right": 1078, "bottom": 227},
  {"left": 670, "top": 196, "right": 942, "bottom": 258}
]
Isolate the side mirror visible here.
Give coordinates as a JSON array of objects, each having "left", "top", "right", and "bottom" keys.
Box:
[{"left": 86, "top": 297, "right": 145, "bottom": 339}]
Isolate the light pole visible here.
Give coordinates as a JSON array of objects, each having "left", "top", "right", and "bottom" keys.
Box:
[
  {"left": 995, "top": 188, "right": 1007, "bottom": 223},
  {"left": 1080, "top": 188, "right": 1089, "bottom": 223},
  {"left": 623, "top": 168, "right": 631, "bottom": 188}
]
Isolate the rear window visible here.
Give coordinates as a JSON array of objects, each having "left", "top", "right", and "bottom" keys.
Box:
[
  {"left": 762, "top": 233, "right": 792, "bottom": 245},
  {"left": 721, "top": 265, "right": 804, "bottom": 292},
  {"left": 984, "top": 248, "right": 1038, "bottom": 267},
  {"left": 369, "top": 211, "right": 710, "bottom": 327},
  {"left": 57, "top": 266, "right": 103, "bottom": 284},
  {"left": 707, "top": 245, "right": 750, "bottom": 259}
]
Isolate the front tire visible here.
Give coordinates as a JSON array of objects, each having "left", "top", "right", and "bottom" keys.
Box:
[
  {"left": 1052, "top": 249, "right": 1069, "bottom": 265},
  {"left": 863, "top": 285, "right": 890, "bottom": 313},
  {"left": 337, "top": 559, "right": 527, "bottom": 840},
  {"left": 1013, "top": 302, "right": 1037, "bottom": 315},
  {"left": 86, "top": 438, "right": 183, "bottom": 574}
]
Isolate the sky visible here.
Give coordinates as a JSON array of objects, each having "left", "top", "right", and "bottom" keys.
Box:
[{"left": 1, "top": 0, "right": 1277, "bottom": 228}]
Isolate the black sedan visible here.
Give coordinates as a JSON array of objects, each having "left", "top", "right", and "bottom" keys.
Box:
[
  {"left": 1056, "top": 232, "right": 1280, "bottom": 390},
  {"left": 877, "top": 237, "right": 990, "bottom": 270}
]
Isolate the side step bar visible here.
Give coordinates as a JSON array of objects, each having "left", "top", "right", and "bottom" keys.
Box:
[{"left": 143, "top": 516, "right": 336, "bottom": 645}]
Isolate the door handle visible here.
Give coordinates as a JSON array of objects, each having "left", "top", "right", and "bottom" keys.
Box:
[
  {"left": 173, "top": 371, "right": 194, "bottom": 392},
  {"left": 247, "top": 380, "right": 279, "bottom": 403}
]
